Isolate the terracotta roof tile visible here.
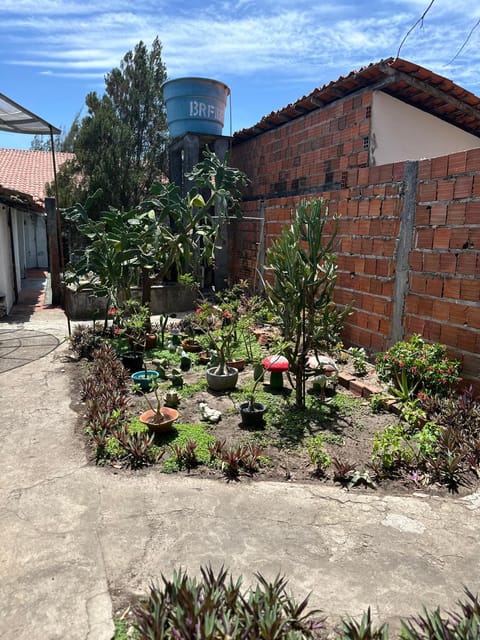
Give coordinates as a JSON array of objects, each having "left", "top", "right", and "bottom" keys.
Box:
[
  {"left": 233, "top": 57, "right": 480, "bottom": 143},
  {"left": 0, "top": 148, "right": 74, "bottom": 203}
]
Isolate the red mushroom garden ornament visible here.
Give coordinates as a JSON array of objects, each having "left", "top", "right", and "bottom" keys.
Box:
[{"left": 262, "top": 355, "right": 289, "bottom": 389}]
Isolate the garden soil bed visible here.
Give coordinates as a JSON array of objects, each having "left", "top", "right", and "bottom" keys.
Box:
[{"left": 70, "top": 355, "right": 478, "bottom": 498}]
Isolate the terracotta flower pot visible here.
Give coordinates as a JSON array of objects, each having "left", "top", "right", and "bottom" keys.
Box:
[
  {"left": 197, "top": 351, "right": 211, "bottom": 365},
  {"left": 182, "top": 338, "right": 202, "bottom": 353},
  {"left": 145, "top": 333, "right": 157, "bottom": 349},
  {"left": 227, "top": 358, "right": 245, "bottom": 372},
  {"left": 139, "top": 407, "right": 179, "bottom": 433}
]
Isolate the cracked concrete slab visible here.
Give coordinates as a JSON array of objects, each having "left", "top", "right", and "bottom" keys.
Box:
[{"left": 1, "top": 307, "right": 480, "bottom": 639}]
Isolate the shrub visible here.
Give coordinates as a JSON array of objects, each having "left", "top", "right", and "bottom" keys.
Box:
[
  {"left": 400, "top": 588, "right": 480, "bottom": 640},
  {"left": 81, "top": 345, "right": 161, "bottom": 467},
  {"left": 372, "top": 424, "right": 412, "bottom": 471},
  {"left": 348, "top": 347, "right": 369, "bottom": 376},
  {"left": 81, "top": 345, "right": 129, "bottom": 426},
  {"left": 411, "top": 422, "right": 441, "bottom": 460},
  {"left": 131, "top": 565, "right": 323, "bottom": 639},
  {"left": 369, "top": 393, "right": 389, "bottom": 414},
  {"left": 375, "top": 334, "right": 461, "bottom": 398},
  {"left": 69, "top": 323, "right": 108, "bottom": 360},
  {"left": 160, "top": 424, "right": 216, "bottom": 473}
]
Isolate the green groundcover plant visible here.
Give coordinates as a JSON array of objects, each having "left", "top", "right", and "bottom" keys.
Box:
[{"left": 375, "top": 334, "right": 461, "bottom": 398}]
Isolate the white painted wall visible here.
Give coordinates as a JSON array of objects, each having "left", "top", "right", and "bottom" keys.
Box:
[
  {"left": 370, "top": 91, "right": 480, "bottom": 165},
  {"left": 0, "top": 205, "right": 15, "bottom": 313},
  {"left": 0, "top": 205, "right": 49, "bottom": 314},
  {"left": 36, "top": 214, "right": 48, "bottom": 269},
  {"left": 16, "top": 211, "right": 26, "bottom": 279}
]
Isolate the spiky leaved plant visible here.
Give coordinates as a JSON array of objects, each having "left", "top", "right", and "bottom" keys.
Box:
[
  {"left": 132, "top": 565, "right": 323, "bottom": 639},
  {"left": 262, "top": 198, "right": 350, "bottom": 409}
]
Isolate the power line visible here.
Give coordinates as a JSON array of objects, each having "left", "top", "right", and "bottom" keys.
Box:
[
  {"left": 396, "top": 0, "right": 480, "bottom": 68},
  {"left": 395, "top": 0, "right": 437, "bottom": 59},
  {"left": 445, "top": 17, "right": 480, "bottom": 66}
]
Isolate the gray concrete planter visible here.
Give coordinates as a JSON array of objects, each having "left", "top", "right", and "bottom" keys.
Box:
[
  {"left": 65, "top": 283, "right": 196, "bottom": 320},
  {"left": 206, "top": 366, "right": 238, "bottom": 391}
]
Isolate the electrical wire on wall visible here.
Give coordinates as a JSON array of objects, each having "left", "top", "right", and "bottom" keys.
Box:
[{"left": 253, "top": 199, "right": 265, "bottom": 293}]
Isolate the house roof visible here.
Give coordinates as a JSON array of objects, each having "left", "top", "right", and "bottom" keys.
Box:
[
  {"left": 0, "top": 148, "right": 74, "bottom": 205},
  {"left": 233, "top": 57, "right": 480, "bottom": 143}
]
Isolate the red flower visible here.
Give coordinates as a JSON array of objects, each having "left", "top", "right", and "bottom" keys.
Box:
[{"left": 108, "top": 308, "right": 118, "bottom": 316}]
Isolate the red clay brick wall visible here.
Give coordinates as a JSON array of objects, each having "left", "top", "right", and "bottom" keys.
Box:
[
  {"left": 407, "top": 149, "right": 480, "bottom": 381},
  {"left": 233, "top": 89, "right": 373, "bottom": 200},
  {"left": 332, "top": 163, "right": 405, "bottom": 354},
  {"left": 230, "top": 105, "right": 480, "bottom": 386},
  {"left": 229, "top": 166, "right": 404, "bottom": 355}
]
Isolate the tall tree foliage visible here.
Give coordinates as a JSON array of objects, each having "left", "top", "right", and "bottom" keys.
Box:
[{"left": 70, "top": 37, "right": 168, "bottom": 215}]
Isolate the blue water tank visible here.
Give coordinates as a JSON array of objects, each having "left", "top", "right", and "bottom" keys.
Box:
[{"left": 162, "top": 77, "right": 230, "bottom": 137}]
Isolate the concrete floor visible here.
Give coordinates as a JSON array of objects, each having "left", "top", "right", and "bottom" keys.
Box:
[{"left": 1, "top": 286, "right": 479, "bottom": 639}]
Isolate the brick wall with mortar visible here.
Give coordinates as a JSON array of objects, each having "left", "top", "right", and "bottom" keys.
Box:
[
  {"left": 406, "top": 149, "right": 480, "bottom": 382},
  {"left": 229, "top": 91, "right": 480, "bottom": 387}
]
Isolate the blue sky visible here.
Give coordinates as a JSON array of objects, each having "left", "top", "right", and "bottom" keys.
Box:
[{"left": 1, "top": 0, "right": 480, "bottom": 150}]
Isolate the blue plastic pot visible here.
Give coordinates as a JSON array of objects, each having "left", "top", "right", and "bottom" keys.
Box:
[{"left": 131, "top": 370, "right": 159, "bottom": 392}]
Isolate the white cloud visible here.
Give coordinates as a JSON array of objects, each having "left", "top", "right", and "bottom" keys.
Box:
[{"left": 1, "top": 0, "right": 480, "bottom": 94}]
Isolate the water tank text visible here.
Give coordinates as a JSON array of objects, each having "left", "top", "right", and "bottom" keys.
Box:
[{"left": 189, "top": 100, "right": 222, "bottom": 120}]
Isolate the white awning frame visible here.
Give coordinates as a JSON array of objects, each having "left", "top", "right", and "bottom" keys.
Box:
[
  {"left": 0, "top": 91, "right": 60, "bottom": 135},
  {"left": 0, "top": 91, "right": 63, "bottom": 270}
]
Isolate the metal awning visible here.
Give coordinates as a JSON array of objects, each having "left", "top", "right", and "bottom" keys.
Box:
[
  {"left": 0, "top": 91, "right": 63, "bottom": 275},
  {"left": 0, "top": 91, "right": 60, "bottom": 135}
]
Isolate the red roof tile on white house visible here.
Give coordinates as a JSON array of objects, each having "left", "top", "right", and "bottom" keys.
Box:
[
  {"left": 0, "top": 148, "right": 75, "bottom": 204},
  {"left": 233, "top": 57, "right": 480, "bottom": 143}
]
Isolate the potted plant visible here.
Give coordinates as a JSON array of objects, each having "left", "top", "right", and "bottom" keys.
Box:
[
  {"left": 180, "top": 313, "right": 203, "bottom": 352},
  {"left": 196, "top": 303, "right": 239, "bottom": 391},
  {"left": 131, "top": 367, "right": 160, "bottom": 392},
  {"left": 137, "top": 380, "right": 179, "bottom": 432},
  {"left": 118, "top": 300, "right": 153, "bottom": 372},
  {"left": 124, "top": 300, "right": 156, "bottom": 350},
  {"left": 239, "top": 366, "right": 267, "bottom": 427}
]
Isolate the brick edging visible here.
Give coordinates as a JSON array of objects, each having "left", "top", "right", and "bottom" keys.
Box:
[{"left": 338, "top": 371, "right": 382, "bottom": 399}]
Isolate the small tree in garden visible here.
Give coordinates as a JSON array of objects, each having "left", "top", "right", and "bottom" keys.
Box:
[{"left": 263, "top": 198, "right": 350, "bottom": 409}]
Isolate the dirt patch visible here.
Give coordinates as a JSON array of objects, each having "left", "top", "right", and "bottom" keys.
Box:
[{"left": 69, "top": 352, "right": 478, "bottom": 498}]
